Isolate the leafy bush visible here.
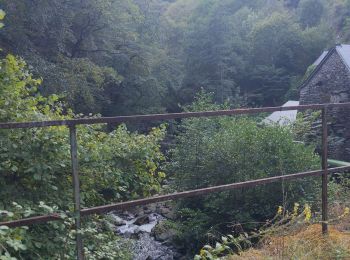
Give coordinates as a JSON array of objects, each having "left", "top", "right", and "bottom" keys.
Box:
[
  {"left": 168, "top": 93, "right": 320, "bottom": 253},
  {"left": 0, "top": 203, "right": 132, "bottom": 259},
  {"left": 0, "top": 54, "right": 166, "bottom": 258}
]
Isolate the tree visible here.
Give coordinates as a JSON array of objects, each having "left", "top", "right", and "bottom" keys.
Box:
[
  {"left": 250, "top": 13, "right": 305, "bottom": 72},
  {"left": 179, "top": 1, "right": 253, "bottom": 105},
  {"left": 297, "top": 0, "right": 325, "bottom": 28},
  {"left": 169, "top": 93, "right": 320, "bottom": 253},
  {"left": 0, "top": 0, "right": 167, "bottom": 115}
]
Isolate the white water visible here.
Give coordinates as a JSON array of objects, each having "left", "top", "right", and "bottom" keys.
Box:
[
  {"left": 116, "top": 213, "right": 162, "bottom": 235},
  {"left": 112, "top": 212, "right": 180, "bottom": 260}
]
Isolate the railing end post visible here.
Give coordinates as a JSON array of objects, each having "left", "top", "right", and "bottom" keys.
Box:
[{"left": 321, "top": 106, "right": 328, "bottom": 235}]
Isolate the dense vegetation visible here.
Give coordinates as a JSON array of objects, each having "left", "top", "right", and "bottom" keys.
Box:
[
  {"left": 1, "top": 0, "right": 350, "bottom": 115},
  {"left": 168, "top": 94, "right": 320, "bottom": 253},
  {"left": 0, "top": 54, "right": 165, "bottom": 258},
  {"left": 1, "top": 0, "right": 350, "bottom": 259}
]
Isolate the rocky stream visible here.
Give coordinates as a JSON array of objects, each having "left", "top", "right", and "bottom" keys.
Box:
[{"left": 110, "top": 203, "right": 185, "bottom": 260}]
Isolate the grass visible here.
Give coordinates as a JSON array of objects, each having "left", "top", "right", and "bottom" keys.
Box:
[
  {"left": 228, "top": 179, "right": 350, "bottom": 260},
  {"left": 196, "top": 178, "right": 350, "bottom": 260},
  {"left": 228, "top": 223, "right": 350, "bottom": 260}
]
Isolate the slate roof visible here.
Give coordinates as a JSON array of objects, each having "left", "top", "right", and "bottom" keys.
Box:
[
  {"left": 337, "top": 44, "right": 350, "bottom": 70},
  {"left": 263, "top": 100, "right": 299, "bottom": 126},
  {"left": 300, "top": 44, "right": 350, "bottom": 89},
  {"left": 313, "top": 50, "right": 328, "bottom": 66}
]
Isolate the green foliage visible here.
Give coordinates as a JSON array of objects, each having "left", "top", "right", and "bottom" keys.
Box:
[
  {"left": 0, "top": 54, "right": 165, "bottom": 258},
  {"left": 328, "top": 173, "right": 350, "bottom": 211},
  {"left": 78, "top": 123, "right": 166, "bottom": 204},
  {"left": 168, "top": 93, "right": 320, "bottom": 254},
  {"left": 250, "top": 12, "right": 304, "bottom": 71},
  {"left": 297, "top": 0, "right": 325, "bottom": 28},
  {"left": 0, "top": 0, "right": 344, "bottom": 112},
  {"left": 330, "top": 0, "right": 350, "bottom": 41},
  {"left": 0, "top": 203, "right": 132, "bottom": 259},
  {"left": 171, "top": 0, "right": 332, "bottom": 107},
  {"left": 170, "top": 208, "right": 212, "bottom": 251},
  {"left": 0, "top": 0, "right": 166, "bottom": 115},
  {"left": 0, "top": 209, "right": 27, "bottom": 259},
  {"left": 0, "top": 9, "right": 5, "bottom": 28},
  {"left": 57, "top": 56, "right": 123, "bottom": 115},
  {"left": 302, "top": 64, "right": 317, "bottom": 81},
  {"left": 193, "top": 203, "right": 314, "bottom": 259},
  {"left": 195, "top": 200, "right": 350, "bottom": 259},
  {"left": 292, "top": 110, "right": 321, "bottom": 144},
  {"left": 0, "top": 54, "right": 56, "bottom": 122}
]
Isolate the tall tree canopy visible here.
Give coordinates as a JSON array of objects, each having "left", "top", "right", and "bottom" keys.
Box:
[{"left": 0, "top": 0, "right": 346, "bottom": 112}]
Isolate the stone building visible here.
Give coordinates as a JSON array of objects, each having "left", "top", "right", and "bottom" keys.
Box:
[{"left": 299, "top": 44, "right": 350, "bottom": 161}]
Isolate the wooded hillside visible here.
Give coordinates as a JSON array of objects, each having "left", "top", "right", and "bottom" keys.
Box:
[{"left": 1, "top": 0, "right": 349, "bottom": 114}]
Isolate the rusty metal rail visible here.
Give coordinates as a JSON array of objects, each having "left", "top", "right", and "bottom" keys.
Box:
[
  {"left": 0, "top": 214, "right": 62, "bottom": 228},
  {"left": 2, "top": 165, "right": 350, "bottom": 229},
  {"left": 0, "top": 102, "right": 349, "bottom": 130},
  {"left": 1, "top": 102, "right": 350, "bottom": 260}
]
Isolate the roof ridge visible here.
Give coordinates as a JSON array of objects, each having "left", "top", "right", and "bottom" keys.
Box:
[
  {"left": 299, "top": 44, "right": 350, "bottom": 90},
  {"left": 299, "top": 47, "right": 336, "bottom": 90}
]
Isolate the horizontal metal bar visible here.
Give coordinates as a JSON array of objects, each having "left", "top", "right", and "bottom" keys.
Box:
[
  {"left": 80, "top": 166, "right": 350, "bottom": 216},
  {"left": 1, "top": 103, "right": 350, "bottom": 129},
  {"left": 2, "top": 166, "right": 350, "bottom": 228},
  {"left": 0, "top": 214, "right": 61, "bottom": 228}
]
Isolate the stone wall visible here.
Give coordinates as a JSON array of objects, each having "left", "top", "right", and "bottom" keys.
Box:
[{"left": 300, "top": 51, "right": 350, "bottom": 161}]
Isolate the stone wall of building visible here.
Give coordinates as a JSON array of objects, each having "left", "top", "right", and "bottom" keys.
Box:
[{"left": 300, "top": 51, "right": 350, "bottom": 161}]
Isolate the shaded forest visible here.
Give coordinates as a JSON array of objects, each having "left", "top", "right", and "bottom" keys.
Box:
[{"left": 1, "top": 0, "right": 350, "bottom": 115}]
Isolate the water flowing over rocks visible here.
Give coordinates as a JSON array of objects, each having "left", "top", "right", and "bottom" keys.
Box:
[{"left": 110, "top": 203, "right": 184, "bottom": 260}]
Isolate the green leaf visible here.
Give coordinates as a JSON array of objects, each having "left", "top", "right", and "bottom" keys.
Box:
[
  {"left": 0, "top": 9, "right": 5, "bottom": 20},
  {"left": 0, "top": 225, "right": 10, "bottom": 230},
  {"left": 33, "top": 173, "right": 41, "bottom": 180}
]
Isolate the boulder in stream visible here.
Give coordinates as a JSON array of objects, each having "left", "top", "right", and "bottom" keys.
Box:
[{"left": 134, "top": 215, "right": 151, "bottom": 225}]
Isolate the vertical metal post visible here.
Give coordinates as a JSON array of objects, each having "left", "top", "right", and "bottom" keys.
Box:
[
  {"left": 321, "top": 107, "right": 328, "bottom": 234},
  {"left": 69, "top": 125, "right": 84, "bottom": 259}
]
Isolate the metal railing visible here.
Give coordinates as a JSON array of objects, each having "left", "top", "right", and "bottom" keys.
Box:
[{"left": 1, "top": 102, "right": 350, "bottom": 259}]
